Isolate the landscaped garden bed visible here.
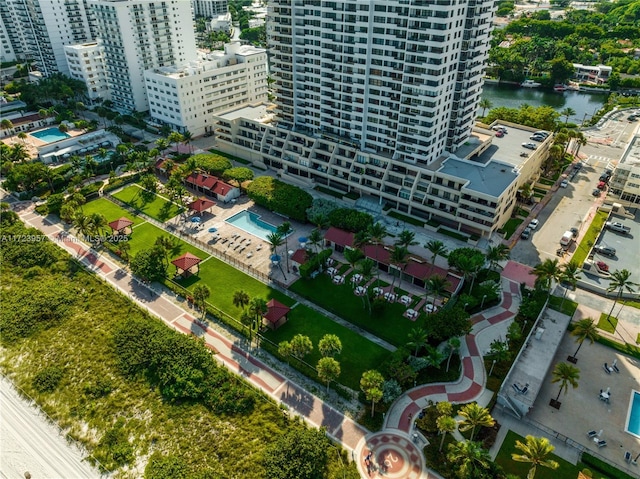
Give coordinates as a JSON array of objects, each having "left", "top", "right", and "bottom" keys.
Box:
[{"left": 112, "top": 184, "right": 183, "bottom": 222}]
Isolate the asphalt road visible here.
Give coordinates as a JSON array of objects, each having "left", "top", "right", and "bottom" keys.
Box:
[{"left": 0, "top": 376, "right": 100, "bottom": 479}]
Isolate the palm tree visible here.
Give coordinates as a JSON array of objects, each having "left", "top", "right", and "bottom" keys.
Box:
[
  {"left": 395, "top": 229, "right": 417, "bottom": 249},
  {"left": 266, "top": 231, "right": 284, "bottom": 255},
  {"left": 560, "top": 107, "right": 576, "bottom": 124},
  {"left": 276, "top": 221, "right": 292, "bottom": 273},
  {"left": 424, "top": 275, "right": 450, "bottom": 310},
  {"left": 248, "top": 297, "right": 268, "bottom": 343},
  {"left": 155, "top": 235, "right": 178, "bottom": 270},
  {"left": 458, "top": 402, "right": 495, "bottom": 441},
  {"left": 436, "top": 415, "right": 457, "bottom": 452},
  {"left": 478, "top": 98, "right": 493, "bottom": 117},
  {"left": 486, "top": 244, "right": 510, "bottom": 271},
  {"left": 569, "top": 318, "right": 598, "bottom": 361},
  {"left": 446, "top": 337, "right": 461, "bottom": 372},
  {"left": 456, "top": 255, "right": 483, "bottom": 293},
  {"left": 307, "top": 228, "right": 323, "bottom": 254},
  {"left": 192, "top": 284, "right": 211, "bottom": 318},
  {"left": 168, "top": 131, "right": 184, "bottom": 153},
  {"left": 155, "top": 137, "right": 170, "bottom": 157},
  {"left": 532, "top": 258, "right": 561, "bottom": 298},
  {"left": 389, "top": 245, "right": 408, "bottom": 290},
  {"left": 605, "top": 269, "right": 638, "bottom": 330},
  {"left": 511, "top": 435, "right": 559, "bottom": 479},
  {"left": 559, "top": 260, "right": 581, "bottom": 311},
  {"left": 1, "top": 119, "right": 14, "bottom": 136},
  {"left": 72, "top": 212, "right": 94, "bottom": 241},
  {"left": 232, "top": 290, "right": 250, "bottom": 310},
  {"left": 17, "top": 132, "right": 28, "bottom": 145},
  {"left": 425, "top": 240, "right": 448, "bottom": 276},
  {"left": 357, "top": 258, "right": 376, "bottom": 311},
  {"left": 182, "top": 130, "right": 193, "bottom": 153},
  {"left": 406, "top": 327, "right": 428, "bottom": 356},
  {"left": 344, "top": 248, "right": 364, "bottom": 283},
  {"left": 447, "top": 441, "right": 492, "bottom": 479},
  {"left": 89, "top": 212, "right": 108, "bottom": 239},
  {"left": 551, "top": 362, "right": 580, "bottom": 407},
  {"left": 367, "top": 223, "right": 388, "bottom": 281}
]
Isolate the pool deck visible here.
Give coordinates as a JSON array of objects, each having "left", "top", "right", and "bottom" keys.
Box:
[
  {"left": 164, "top": 197, "right": 316, "bottom": 287},
  {"left": 526, "top": 327, "right": 640, "bottom": 473},
  {"left": 2, "top": 127, "right": 85, "bottom": 157}
]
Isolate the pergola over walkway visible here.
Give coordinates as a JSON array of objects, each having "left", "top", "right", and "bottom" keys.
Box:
[
  {"left": 108, "top": 217, "right": 133, "bottom": 235},
  {"left": 171, "top": 252, "right": 202, "bottom": 278}
]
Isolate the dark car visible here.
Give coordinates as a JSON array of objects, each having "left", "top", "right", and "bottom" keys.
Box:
[
  {"left": 592, "top": 189, "right": 601, "bottom": 197},
  {"left": 594, "top": 245, "right": 616, "bottom": 257},
  {"left": 574, "top": 162, "right": 583, "bottom": 170},
  {"left": 521, "top": 227, "right": 531, "bottom": 240},
  {"left": 599, "top": 173, "right": 611, "bottom": 182}
]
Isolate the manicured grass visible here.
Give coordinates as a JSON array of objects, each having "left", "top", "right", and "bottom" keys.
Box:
[
  {"left": 573, "top": 210, "right": 608, "bottom": 266},
  {"left": 597, "top": 312, "right": 618, "bottom": 334},
  {"left": 113, "top": 185, "right": 183, "bottom": 222},
  {"left": 502, "top": 218, "right": 524, "bottom": 240},
  {"left": 127, "top": 222, "right": 208, "bottom": 259},
  {"left": 263, "top": 304, "right": 391, "bottom": 390},
  {"left": 177, "top": 255, "right": 294, "bottom": 317},
  {"left": 495, "top": 431, "right": 604, "bottom": 479},
  {"left": 82, "top": 198, "right": 143, "bottom": 226},
  {"left": 289, "top": 275, "right": 424, "bottom": 347},
  {"left": 548, "top": 295, "right": 579, "bottom": 317}
]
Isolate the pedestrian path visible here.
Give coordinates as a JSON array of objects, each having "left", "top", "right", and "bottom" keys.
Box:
[
  {"left": 11, "top": 198, "right": 523, "bottom": 479},
  {"left": 353, "top": 278, "right": 520, "bottom": 478}
]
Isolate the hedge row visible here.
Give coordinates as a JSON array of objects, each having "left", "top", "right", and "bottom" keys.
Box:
[{"left": 246, "top": 176, "right": 312, "bottom": 222}]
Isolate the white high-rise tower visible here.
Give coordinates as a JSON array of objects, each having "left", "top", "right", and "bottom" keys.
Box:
[
  {"left": 89, "top": 0, "right": 197, "bottom": 112},
  {"left": 268, "top": 0, "right": 496, "bottom": 164}
]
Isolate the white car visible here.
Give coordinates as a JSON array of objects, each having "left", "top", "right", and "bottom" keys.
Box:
[
  {"left": 528, "top": 219, "right": 540, "bottom": 229},
  {"left": 560, "top": 180, "right": 568, "bottom": 188}
]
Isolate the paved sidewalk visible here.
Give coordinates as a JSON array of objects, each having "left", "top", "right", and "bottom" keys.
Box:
[
  {"left": 12, "top": 201, "right": 370, "bottom": 455},
  {"left": 9, "top": 196, "right": 529, "bottom": 479}
]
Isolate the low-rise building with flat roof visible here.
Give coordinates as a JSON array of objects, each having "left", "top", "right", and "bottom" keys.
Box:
[
  {"left": 212, "top": 108, "right": 551, "bottom": 238},
  {"left": 609, "top": 132, "right": 640, "bottom": 204},
  {"left": 144, "top": 42, "right": 268, "bottom": 137}
]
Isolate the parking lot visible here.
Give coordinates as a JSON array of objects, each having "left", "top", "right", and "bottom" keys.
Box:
[
  {"left": 582, "top": 214, "right": 640, "bottom": 291},
  {"left": 510, "top": 161, "right": 607, "bottom": 267}
]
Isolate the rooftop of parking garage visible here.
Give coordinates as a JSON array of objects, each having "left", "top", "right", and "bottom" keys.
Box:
[{"left": 439, "top": 157, "right": 518, "bottom": 198}]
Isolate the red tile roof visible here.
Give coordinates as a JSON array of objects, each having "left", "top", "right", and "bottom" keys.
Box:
[
  {"left": 108, "top": 217, "right": 133, "bottom": 231},
  {"left": 290, "top": 248, "right": 308, "bottom": 264},
  {"left": 185, "top": 172, "right": 217, "bottom": 190},
  {"left": 324, "top": 227, "right": 354, "bottom": 247},
  {"left": 188, "top": 197, "right": 215, "bottom": 212},
  {"left": 171, "top": 252, "right": 202, "bottom": 271},
  {"left": 211, "top": 180, "right": 233, "bottom": 196},
  {"left": 263, "top": 299, "right": 291, "bottom": 324}
]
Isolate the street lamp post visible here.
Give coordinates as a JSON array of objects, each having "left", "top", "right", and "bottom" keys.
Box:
[{"left": 481, "top": 294, "right": 487, "bottom": 310}]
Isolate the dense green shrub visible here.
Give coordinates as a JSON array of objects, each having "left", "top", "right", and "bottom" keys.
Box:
[
  {"left": 327, "top": 207, "right": 373, "bottom": 232},
  {"left": 32, "top": 365, "right": 64, "bottom": 393},
  {"left": 103, "top": 173, "right": 141, "bottom": 193},
  {"left": 144, "top": 453, "right": 189, "bottom": 479},
  {"left": 246, "top": 176, "right": 312, "bottom": 222},
  {"left": 45, "top": 193, "right": 65, "bottom": 214},
  {"left": 298, "top": 249, "right": 332, "bottom": 279},
  {"left": 581, "top": 453, "right": 637, "bottom": 479},
  {"left": 262, "top": 427, "right": 330, "bottom": 479},
  {"left": 191, "top": 153, "right": 232, "bottom": 176},
  {"left": 95, "top": 418, "right": 134, "bottom": 471}
]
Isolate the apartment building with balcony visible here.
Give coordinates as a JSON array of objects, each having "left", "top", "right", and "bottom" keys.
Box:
[
  {"left": 90, "top": 0, "right": 197, "bottom": 113},
  {"left": 64, "top": 42, "right": 110, "bottom": 102},
  {"left": 144, "top": 42, "right": 267, "bottom": 136},
  {"left": 192, "top": 0, "right": 228, "bottom": 18},
  {"left": 0, "top": 14, "right": 17, "bottom": 63},
  {"left": 1, "top": 0, "right": 97, "bottom": 76}
]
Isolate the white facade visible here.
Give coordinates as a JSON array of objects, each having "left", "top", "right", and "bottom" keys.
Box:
[
  {"left": 609, "top": 132, "right": 640, "bottom": 204},
  {"left": 145, "top": 42, "right": 268, "bottom": 137},
  {"left": 1, "top": 0, "right": 97, "bottom": 76},
  {"left": 192, "top": 0, "right": 228, "bottom": 18},
  {"left": 90, "top": 0, "right": 197, "bottom": 113},
  {"left": 0, "top": 14, "right": 17, "bottom": 63},
  {"left": 269, "top": 0, "right": 496, "bottom": 163},
  {"left": 209, "top": 13, "right": 232, "bottom": 33},
  {"left": 64, "top": 43, "right": 110, "bottom": 102}
]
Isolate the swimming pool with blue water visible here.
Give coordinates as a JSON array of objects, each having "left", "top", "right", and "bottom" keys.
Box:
[
  {"left": 29, "top": 127, "right": 70, "bottom": 143},
  {"left": 626, "top": 390, "right": 640, "bottom": 438},
  {"left": 225, "top": 210, "right": 281, "bottom": 241}
]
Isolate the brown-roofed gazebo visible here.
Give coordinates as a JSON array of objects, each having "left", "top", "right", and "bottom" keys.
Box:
[
  {"left": 108, "top": 217, "right": 133, "bottom": 235},
  {"left": 188, "top": 197, "right": 216, "bottom": 215},
  {"left": 171, "top": 252, "right": 202, "bottom": 278},
  {"left": 262, "top": 299, "right": 291, "bottom": 330}
]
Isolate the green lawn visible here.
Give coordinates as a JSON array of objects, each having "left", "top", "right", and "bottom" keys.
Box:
[
  {"left": 289, "top": 274, "right": 424, "bottom": 347},
  {"left": 573, "top": 210, "right": 608, "bottom": 266},
  {"left": 502, "top": 218, "right": 524, "bottom": 240},
  {"left": 177, "top": 255, "right": 294, "bottom": 317},
  {"left": 597, "top": 312, "right": 618, "bottom": 334},
  {"left": 548, "top": 295, "right": 579, "bottom": 317},
  {"left": 126, "top": 222, "right": 208, "bottom": 259},
  {"left": 495, "top": 431, "right": 608, "bottom": 479},
  {"left": 82, "top": 198, "right": 143, "bottom": 226},
  {"left": 263, "top": 305, "right": 391, "bottom": 390},
  {"left": 113, "top": 185, "right": 183, "bottom": 222}
]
